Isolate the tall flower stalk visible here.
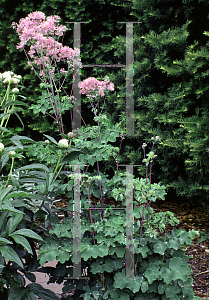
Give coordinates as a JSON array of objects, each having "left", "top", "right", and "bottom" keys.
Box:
[
  {"left": 12, "top": 12, "right": 115, "bottom": 223},
  {"left": 78, "top": 76, "right": 114, "bottom": 218},
  {"left": 12, "top": 11, "right": 81, "bottom": 135}
]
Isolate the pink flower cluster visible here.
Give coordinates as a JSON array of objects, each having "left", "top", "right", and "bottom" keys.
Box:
[
  {"left": 78, "top": 76, "right": 114, "bottom": 98},
  {"left": 12, "top": 11, "right": 81, "bottom": 75}
]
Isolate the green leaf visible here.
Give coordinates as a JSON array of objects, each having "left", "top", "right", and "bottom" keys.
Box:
[
  {"left": 108, "top": 134, "right": 116, "bottom": 142},
  {"left": 16, "top": 163, "right": 49, "bottom": 173},
  {"left": 11, "top": 176, "right": 20, "bottom": 190},
  {"left": 0, "top": 237, "right": 13, "bottom": 245},
  {"left": 165, "top": 284, "right": 181, "bottom": 299},
  {"left": 158, "top": 282, "right": 165, "bottom": 294},
  {"left": 0, "top": 211, "right": 9, "bottom": 231},
  {"left": 43, "top": 134, "right": 58, "bottom": 145},
  {"left": 0, "top": 245, "right": 23, "bottom": 268},
  {"left": 1, "top": 100, "right": 28, "bottom": 109},
  {"left": 153, "top": 240, "right": 168, "bottom": 255},
  {"left": 6, "top": 213, "right": 23, "bottom": 236},
  {"left": 169, "top": 257, "right": 190, "bottom": 281},
  {"left": 10, "top": 234, "right": 33, "bottom": 254},
  {"left": 0, "top": 126, "right": 14, "bottom": 134},
  {"left": 1, "top": 204, "right": 25, "bottom": 214},
  {"left": 137, "top": 245, "right": 149, "bottom": 258},
  {"left": 46, "top": 172, "right": 54, "bottom": 188},
  {"left": 27, "top": 283, "right": 60, "bottom": 300},
  {"left": 62, "top": 150, "right": 82, "bottom": 163},
  {"left": 160, "top": 266, "right": 172, "bottom": 284},
  {"left": 11, "top": 136, "right": 23, "bottom": 148},
  {"left": 11, "top": 271, "right": 25, "bottom": 286},
  {"left": 112, "top": 246, "right": 125, "bottom": 258},
  {"left": 168, "top": 238, "right": 180, "bottom": 250},
  {"left": 13, "top": 111, "right": 24, "bottom": 128},
  {"left": 144, "top": 263, "right": 160, "bottom": 284},
  {"left": 5, "top": 191, "right": 35, "bottom": 201},
  {"left": 8, "top": 286, "right": 26, "bottom": 300},
  {"left": 12, "top": 229, "right": 44, "bottom": 241},
  {"left": 114, "top": 272, "right": 143, "bottom": 293},
  {"left": 141, "top": 280, "right": 149, "bottom": 293}
]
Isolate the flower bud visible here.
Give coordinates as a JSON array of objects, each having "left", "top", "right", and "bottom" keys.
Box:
[
  {"left": 12, "top": 88, "right": 19, "bottom": 94},
  {"left": 155, "top": 136, "right": 160, "bottom": 141},
  {"left": 151, "top": 137, "right": 154, "bottom": 141},
  {"left": 67, "top": 132, "right": 74, "bottom": 139},
  {"left": 7, "top": 185, "right": 12, "bottom": 188},
  {"left": 9, "top": 151, "right": 16, "bottom": 158},
  {"left": 16, "top": 75, "right": 22, "bottom": 80},
  {"left": 58, "top": 139, "right": 68, "bottom": 149},
  {"left": 142, "top": 143, "right": 147, "bottom": 149},
  {"left": 0, "top": 143, "right": 4, "bottom": 153},
  {"left": 11, "top": 78, "right": 20, "bottom": 84},
  {"left": 45, "top": 139, "right": 50, "bottom": 144}
]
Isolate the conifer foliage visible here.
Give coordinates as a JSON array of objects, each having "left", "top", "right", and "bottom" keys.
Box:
[{"left": 108, "top": 0, "right": 209, "bottom": 207}]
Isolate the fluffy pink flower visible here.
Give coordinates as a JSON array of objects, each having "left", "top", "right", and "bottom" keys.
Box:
[
  {"left": 12, "top": 11, "right": 82, "bottom": 74},
  {"left": 78, "top": 77, "right": 114, "bottom": 98}
]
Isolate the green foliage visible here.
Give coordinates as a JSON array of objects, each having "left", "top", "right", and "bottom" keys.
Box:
[
  {"left": 0, "top": 118, "right": 199, "bottom": 299},
  {"left": 38, "top": 179, "right": 198, "bottom": 299}
]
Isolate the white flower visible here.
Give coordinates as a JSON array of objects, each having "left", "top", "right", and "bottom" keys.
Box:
[
  {"left": 0, "top": 143, "right": 4, "bottom": 153},
  {"left": 2, "top": 72, "right": 12, "bottom": 84}
]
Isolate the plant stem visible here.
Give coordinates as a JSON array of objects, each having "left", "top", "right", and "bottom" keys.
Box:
[
  {"left": 0, "top": 157, "right": 15, "bottom": 197},
  {"left": 90, "top": 100, "right": 104, "bottom": 219},
  {"left": 53, "top": 149, "right": 63, "bottom": 182},
  {"left": 46, "top": 144, "right": 53, "bottom": 170}
]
